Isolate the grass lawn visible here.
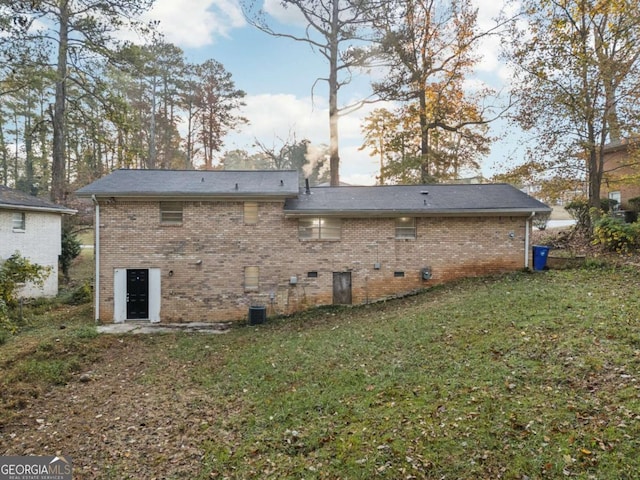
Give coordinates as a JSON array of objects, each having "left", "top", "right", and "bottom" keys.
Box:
[{"left": 1, "top": 264, "right": 640, "bottom": 478}]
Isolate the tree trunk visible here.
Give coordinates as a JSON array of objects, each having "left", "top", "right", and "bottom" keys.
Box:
[
  {"left": 419, "top": 90, "right": 430, "bottom": 183},
  {"left": 186, "top": 102, "right": 193, "bottom": 168},
  {"left": 0, "top": 115, "right": 7, "bottom": 185},
  {"left": 588, "top": 145, "right": 603, "bottom": 210},
  {"left": 328, "top": 0, "right": 340, "bottom": 186},
  {"left": 149, "top": 75, "right": 157, "bottom": 169},
  {"left": 24, "top": 115, "right": 34, "bottom": 193},
  {"left": 51, "top": 0, "right": 69, "bottom": 202}
]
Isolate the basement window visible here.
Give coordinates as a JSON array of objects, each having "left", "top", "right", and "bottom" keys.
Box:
[
  {"left": 395, "top": 217, "right": 416, "bottom": 239},
  {"left": 298, "top": 217, "right": 341, "bottom": 240},
  {"left": 12, "top": 212, "right": 25, "bottom": 232},
  {"left": 160, "top": 202, "right": 183, "bottom": 224},
  {"left": 307, "top": 271, "right": 318, "bottom": 278},
  {"left": 394, "top": 271, "right": 405, "bottom": 278}
]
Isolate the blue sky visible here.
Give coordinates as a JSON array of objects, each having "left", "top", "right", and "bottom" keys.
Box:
[{"left": 144, "top": 0, "right": 524, "bottom": 184}]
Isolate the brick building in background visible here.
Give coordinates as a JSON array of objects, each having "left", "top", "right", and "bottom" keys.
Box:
[
  {"left": 601, "top": 138, "right": 640, "bottom": 208},
  {"left": 76, "top": 169, "right": 550, "bottom": 324}
]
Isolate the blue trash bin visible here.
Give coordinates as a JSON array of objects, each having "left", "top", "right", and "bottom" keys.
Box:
[{"left": 532, "top": 245, "right": 550, "bottom": 271}]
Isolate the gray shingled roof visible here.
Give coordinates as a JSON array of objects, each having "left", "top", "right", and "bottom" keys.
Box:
[
  {"left": 0, "top": 185, "right": 76, "bottom": 214},
  {"left": 75, "top": 170, "right": 550, "bottom": 216},
  {"left": 75, "top": 169, "right": 300, "bottom": 198},
  {"left": 284, "top": 184, "right": 551, "bottom": 216}
]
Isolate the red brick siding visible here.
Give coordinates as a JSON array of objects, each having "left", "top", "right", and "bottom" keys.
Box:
[
  {"left": 602, "top": 148, "right": 640, "bottom": 206},
  {"left": 97, "top": 200, "right": 530, "bottom": 323}
]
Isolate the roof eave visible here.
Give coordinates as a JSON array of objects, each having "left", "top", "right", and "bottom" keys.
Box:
[
  {"left": 77, "top": 192, "right": 299, "bottom": 201},
  {"left": 0, "top": 203, "right": 76, "bottom": 215},
  {"left": 283, "top": 207, "right": 552, "bottom": 218}
]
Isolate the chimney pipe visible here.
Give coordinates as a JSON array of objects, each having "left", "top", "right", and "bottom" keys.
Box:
[{"left": 305, "top": 178, "right": 310, "bottom": 194}]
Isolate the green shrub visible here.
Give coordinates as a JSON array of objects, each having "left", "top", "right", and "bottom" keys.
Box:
[
  {"left": 65, "top": 282, "right": 92, "bottom": 305},
  {"left": 71, "top": 325, "right": 98, "bottom": 339},
  {"left": 600, "top": 197, "right": 619, "bottom": 213},
  {"left": 59, "top": 223, "right": 81, "bottom": 282},
  {"left": 566, "top": 199, "right": 591, "bottom": 230},
  {"left": 592, "top": 216, "right": 640, "bottom": 253},
  {"left": 0, "top": 253, "right": 51, "bottom": 333},
  {"left": 628, "top": 196, "right": 640, "bottom": 212}
]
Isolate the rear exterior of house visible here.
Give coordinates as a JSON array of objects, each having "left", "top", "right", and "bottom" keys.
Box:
[
  {"left": 76, "top": 169, "right": 551, "bottom": 324},
  {"left": 0, "top": 186, "right": 76, "bottom": 297}
]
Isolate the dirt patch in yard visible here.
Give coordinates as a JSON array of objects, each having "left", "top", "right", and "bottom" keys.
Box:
[{"left": 0, "top": 334, "right": 234, "bottom": 479}]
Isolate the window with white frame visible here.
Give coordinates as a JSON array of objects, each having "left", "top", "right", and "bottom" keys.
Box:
[
  {"left": 244, "top": 202, "right": 258, "bottom": 225},
  {"left": 298, "top": 217, "right": 342, "bottom": 240},
  {"left": 395, "top": 217, "right": 416, "bottom": 239},
  {"left": 608, "top": 191, "right": 621, "bottom": 210},
  {"left": 244, "top": 266, "right": 259, "bottom": 291},
  {"left": 12, "top": 212, "right": 25, "bottom": 232},
  {"left": 160, "top": 202, "right": 183, "bottom": 224}
]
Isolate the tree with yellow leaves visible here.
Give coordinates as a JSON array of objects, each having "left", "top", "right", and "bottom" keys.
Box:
[
  {"left": 368, "top": 0, "right": 499, "bottom": 183},
  {"left": 504, "top": 0, "right": 640, "bottom": 210}
]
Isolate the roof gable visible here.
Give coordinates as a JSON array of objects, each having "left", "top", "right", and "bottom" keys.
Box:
[{"left": 76, "top": 169, "right": 300, "bottom": 198}]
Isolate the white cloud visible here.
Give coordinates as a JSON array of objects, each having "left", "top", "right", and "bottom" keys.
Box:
[
  {"left": 339, "top": 144, "right": 379, "bottom": 186},
  {"left": 146, "top": 0, "right": 245, "bottom": 48},
  {"left": 472, "top": 0, "right": 512, "bottom": 79},
  {"left": 225, "top": 93, "right": 328, "bottom": 151},
  {"left": 245, "top": 93, "right": 327, "bottom": 139},
  {"left": 223, "top": 92, "right": 380, "bottom": 184},
  {"left": 233, "top": 93, "right": 395, "bottom": 148},
  {"left": 262, "top": 0, "right": 307, "bottom": 26}
]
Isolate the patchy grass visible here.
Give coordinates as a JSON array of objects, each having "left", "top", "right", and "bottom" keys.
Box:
[
  {"left": 0, "top": 302, "right": 104, "bottom": 422},
  {"left": 0, "top": 247, "right": 100, "bottom": 426},
  {"left": 172, "top": 269, "right": 640, "bottom": 479},
  {"left": 2, "top": 267, "right": 640, "bottom": 479}
]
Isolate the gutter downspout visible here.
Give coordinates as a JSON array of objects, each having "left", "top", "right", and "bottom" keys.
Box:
[
  {"left": 524, "top": 212, "right": 535, "bottom": 269},
  {"left": 91, "top": 195, "right": 100, "bottom": 324}
]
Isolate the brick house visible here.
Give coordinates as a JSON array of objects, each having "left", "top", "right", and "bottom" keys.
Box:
[
  {"left": 76, "top": 169, "right": 551, "bottom": 324},
  {"left": 0, "top": 185, "right": 76, "bottom": 297},
  {"left": 601, "top": 138, "right": 640, "bottom": 208}
]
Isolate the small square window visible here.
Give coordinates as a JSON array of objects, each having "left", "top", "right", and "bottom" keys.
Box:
[
  {"left": 395, "top": 217, "right": 416, "bottom": 239},
  {"left": 307, "top": 271, "right": 318, "bottom": 278},
  {"left": 12, "top": 212, "right": 25, "bottom": 231},
  {"left": 244, "top": 202, "right": 258, "bottom": 225},
  {"left": 160, "top": 202, "right": 183, "bottom": 224},
  {"left": 245, "top": 266, "right": 259, "bottom": 291}
]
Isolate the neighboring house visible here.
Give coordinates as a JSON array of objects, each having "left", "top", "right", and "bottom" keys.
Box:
[
  {"left": 76, "top": 169, "right": 551, "bottom": 324},
  {"left": 450, "top": 175, "right": 486, "bottom": 185},
  {"left": 0, "top": 185, "right": 76, "bottom": 297},
  {"left": 601, "top": 138, "right": 640, "bottom": 208}
]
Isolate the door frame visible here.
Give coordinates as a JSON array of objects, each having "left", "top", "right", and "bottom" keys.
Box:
[{"left": 114, "top": 268, "right": 161, "bottom": 323}]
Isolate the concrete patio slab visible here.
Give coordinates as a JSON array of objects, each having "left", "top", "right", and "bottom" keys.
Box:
[{"left": 97, "top": 322, "right": 232, "bottom": 334}]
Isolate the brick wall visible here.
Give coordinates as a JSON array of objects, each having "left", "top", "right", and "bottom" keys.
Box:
[
  {"left": 602, "top": 148, "right": 640, "bottom": 207},
  {"left": 96, "top": 200, "right": 530, "bottom": 323}
]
